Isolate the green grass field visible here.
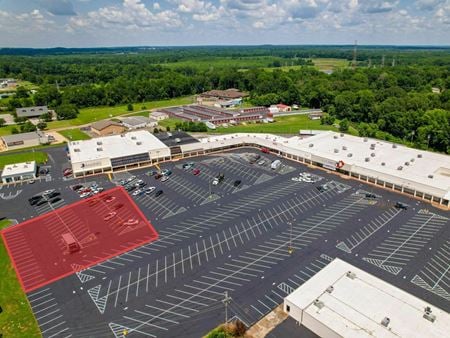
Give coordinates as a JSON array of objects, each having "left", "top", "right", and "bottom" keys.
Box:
[
  {"left": 0, "top": 125, "right": 19, "bottom": 137},
  {"left": 212, "top": 114, "right": 338, "bottom": 134},
  {"left": 0, "top": 219, "right": 41, "bottom": 337},
  {"left": 162, "top": 56, "right": 282, "bottom": 70},
  {"left": 58, "top": 129, "right": 91, "bottom": 141},
  {"left": 0, "top": 151, "right": 48, "bottom": 169},
  {"left": 311, "top": 58, "right": 349, "bottom": 71},
  {"left": 46, "top": 96, "right": 193, "bottom": 130},
  {"left": 158, "top": 118, "right": 183, "bottom": 130}
]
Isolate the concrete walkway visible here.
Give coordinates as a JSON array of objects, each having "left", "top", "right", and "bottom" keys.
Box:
[{"left": 246, "top": 305, "right": 288, "bottom": 338}]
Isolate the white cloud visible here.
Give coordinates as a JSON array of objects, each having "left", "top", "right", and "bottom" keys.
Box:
[{"left": 415, "top": 0, "right": 445, "bottom": 11}]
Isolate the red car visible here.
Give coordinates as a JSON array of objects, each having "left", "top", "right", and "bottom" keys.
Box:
[
  {"left": 155, "top": 173, "right": 163, "bottom": 180},
  {"left": 192, "top": 169, "right": 200, "bottom": 175},
  {"left": 63, "top": 168, "right": 73, "bottom": 177},
  {"left": 261, "top": 147, "right": 270, "bottom": 154}
]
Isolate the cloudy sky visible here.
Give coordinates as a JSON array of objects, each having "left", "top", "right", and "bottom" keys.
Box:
[{"left": 0, "top": 0, "right": 449, "bottom": 47}]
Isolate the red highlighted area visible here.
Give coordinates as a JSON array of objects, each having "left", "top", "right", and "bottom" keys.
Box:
[{"left": 1, "top": 187, "right": 158, "bottom": 292}]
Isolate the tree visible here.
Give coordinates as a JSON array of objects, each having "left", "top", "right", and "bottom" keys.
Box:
[
  {"left": 40, "top": 112, "right": 52, "bottom": 122},
  {"left": 339, "top": 118, "right": 349, "bottom": 132},
  {"left": 0, "top": 118, "right": 5, "bottom": 127},
  {"left": 127, "top": 103, "right": 134, "bottom": 111},
  {"left": 19, "top": 121, "right": 37, "bottom": 133},
  {"left": 37, "top": 122, "right": 47, "bottom": 130},
  {"left": 166, "top": 126, "right": 170, "bottom": 132},
  {"left": 11, "top": 127, "right": 19, "bottom": 134},
  {"left": 153, "top": 127, "right": 159, "bottom": 133},
  {"left": 15, "top": 86, "right": 29, "bottom": 99},
  {"left": 56, "top": 104, "right": 79, "bottom": 120}
]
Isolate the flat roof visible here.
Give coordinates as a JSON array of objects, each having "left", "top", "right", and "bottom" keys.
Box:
[
  {"left": 285, "top": 258, "right": 450, "bottom": 338},
  {"left": 69, "top": 130, "right": 169, "bottom": 163},
  {"left": 1, "top": 161, "right": 36, "bottom": 177},
  {"left": 2, "top": 131, "right": 41, "bottom": 143},
  {"left": 288, "top": 131, "right": 450, "bottom": 199},
  {"left": 120, "top": 116, "right": 156, "bottom": 126}
]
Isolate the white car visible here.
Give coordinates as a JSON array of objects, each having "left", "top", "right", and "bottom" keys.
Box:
[
  {"left": 132, "top": 189, "right": 143, "bottom": 196},
  {"left": 161, "top": 176, "right": 169, "bottom": 182},
  {"left": 145, "top": 187, "right": 156, "bottom": 194},
  {"left": 126, "top": 176, "right": 136, "bottom": 183},
  {"left": 212, "top": 178, "right": 219, "bottom": 185},
  {"left": 123, "top": 218, "right": 139, "bottom": 226},
  {"left": 103, "top": 212, "right": 117, "bottom": 221},
  {"left": 43, "top": 189, "right": 55, "bottom": 196},
  {"left": 291, "top": 177, "right": 302, "bottom": 182},
  {"left": 80, "top": 192, "right": 91, "bottom": 198}
]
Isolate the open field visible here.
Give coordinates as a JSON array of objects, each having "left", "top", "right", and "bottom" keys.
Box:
[
  {"left": 0, "top": 125, "right": 19, "bottom": 137},
  {"left": 45, "top": 96, "right": 193, "bottom": 130},
  {"left": 158, "top": 117, "right": 184, "bottom": 130},
  {"left": 58, "top": 129, "right": 91, "bottom": 141},
  {"left": 311, "top": 58, "right": 349, "bottom": 71},
  {"left": 0, "top": 219, "right": 41, "bottom": 338},
  {"left": 212, "top": 114, "right": 338, "bottom": 134},
  {"left": 0, "top": 151, "right": 48, "bottom": 169},
  {"left": 162, "top": 56, "right": 284, "bottom": 70}
]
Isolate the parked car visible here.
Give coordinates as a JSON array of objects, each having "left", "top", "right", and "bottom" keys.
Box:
[
  {"left": 79, "top": 192, "right": 91, "bottom": 198},
  {"left": 134, "top": 179, "right": 144, "bottom": 186},
  {"left": 49, "top": 197, "right": 62, "bottom": 204},
  {"left": 161, "top": 169, "right": 172, "bottom": 176},
  {"left": 126, "top": 176, "right": 136, "bottom": 183},
  {"left": 365, "top": 193, "right": 377, "bottom": 199},
  {"left": 213, "top": 173, "right": 224, "bottom": 185},
  {"left": 39, "top": 168, "right": 49, "bottom": 175},
  {"left": 104, "top": 196, "right": 116, "bottom": 203},
  {"left": 132, "top": 189, "right": 143, "bottom": 196},
  {"left": 147, "top": 170, "right": 157, "bottom": 176},
  {"left": 161, "top": 176, "right": 169, "bottom": 182},
  {"left": 261, "top": 147, "right": 270, "bottom": 154},
  {"left": 257, "top": 160, "right": 266, "bottom": 166},
  {"left": 42, "top": 189, "right": 55, "bottom": 196},
  {"left": 192, "top": 168, "right": 200, "bottom": 176},
  {"left": 29, "top": 196, "right": 43, "bottom": 205},
  {"left": 155, "top": 173, "right": 163, "bottom": 180},
  {"left": 271, "top": 160, "right": 281, "bottom": 170},
  {"left": 395, "top": 202, "right": 408, "bottom": 210},
  {"left": 182, "top": 163, "right": 194, "bottom": 170},
  {"left": 72, "top": 184, "right": 83, "bottom": 191},
  {"left": 145, "top": 187, "right": 156, "bottom": 194},
  {"left": 36, "top": 199, "right": 48, "bottom": 206},
  {"left": 234, "top": 180, "right": 241, "bottom": 187},
  {"left": 123, "top": 218, "right": 139, "bottom": 227},
  {"left": 155, "top": 190, "right": 163, "bottom": 197},
  {"left": 47, "top": 191, "right": 61, "bottom": 199},
  {"left": 63, "top": 169, "right": 73, "bottom": 177}
]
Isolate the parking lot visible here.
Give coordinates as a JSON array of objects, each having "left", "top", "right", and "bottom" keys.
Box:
[{"left": 1, "top": 147, "right": 449, "bottom": 337}]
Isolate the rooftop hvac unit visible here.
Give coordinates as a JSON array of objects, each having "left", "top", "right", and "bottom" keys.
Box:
[
  {"left": 397, "top": 166, "right": 403, "bottom": 170},
  {"left": 136, "top": 141, "right": 142, "bottom": 145},
  {"left": 313, "top": 299, "right": 324, "bottom": 309},
  {"left": 411, "top": 158, "right": 415, "bottom": 162},
  {"left": 340, "top": 133, "right": 344, "bottom": 137},
  {"left": 74, "top": 148, "right": 80, "bottom": 152},
  {"left": 97, "top": 148, "right": 102, "bottom": 151},
  {"left": 131, "top": 136, "right": 136, "bottom": 140},
  {"left": 381, "top": 317, "right": 390, "bottom": 327},
  {"left": 405, "top": 162, "right": 410, "bottom": 166},
  {"left": 334, "top": 149, "right": 339, "bottom": 153},
  {"left": 334, "top": 135, "right": 338, "bottom": 139},
  {"left": 309, "top": 143, "right": 314, "bottom": 147},
  {"left": 428, "top": 174, "right": 434, "bottom": 179},
  {"left": 392, "top": 144, "right": 397, "bottom": 148},
  {"left": 326, "top": 286, "right": 334, "bottom": 293},
  {"left": 381, "top": 162, "right": 386, "bottom": 166},
  {"left": 347, "top": 153, "right": 353, "bottom": 157},
  {"left": 97, "top": 141, "right": 102, "bottom": 145},
  {"left": 423, "top": 307, "right": 436, "bottom": 323},
  {"left": 371, "top": 153, "right": 375, "bottom": 157},
  {"left": 346, "top": 271, "right": 356, "bottom": 279},
  {"left": 365, "top": 157, "right": 370, "bottom": 162},
  {"left": 418, "top": 154, "right": 423, "bottom": 158},
  {"left": 342, "top": 146, "right": 347, "bottom": 150},
  {"left": 364, "top": 138, "right": 368, "bottom": 142}
]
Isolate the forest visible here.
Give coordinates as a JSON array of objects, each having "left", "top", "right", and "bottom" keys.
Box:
[{"left": 0, "top": 46, "right": 449, "bottom": 153}]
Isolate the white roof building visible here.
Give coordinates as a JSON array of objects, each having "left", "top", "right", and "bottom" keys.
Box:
[
  {"left": 69, "top": 131, "right": 170, "bottom": 175},
  {"left": 1, "top": 161, "right": 36, "bottom": 183},
  {"left": 284, "top": 258, "right": 450, "bottom": 338}
]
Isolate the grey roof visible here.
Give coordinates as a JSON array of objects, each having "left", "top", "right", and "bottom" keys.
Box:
[
  {"left": 16, "top": 106, "right": 48, "bottom": 118},
  {"left": 91, "top": 120, "right": 123, "bottom": 131},
  {"left": 2, "top": 131, "right": 41, "bottom": 143},
  {"left": 120, "top": 116, "right": 156, "bottom": 127}
]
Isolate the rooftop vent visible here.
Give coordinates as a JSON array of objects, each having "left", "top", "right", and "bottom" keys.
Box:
[
  {"left": 334, "top": 149, "right": 339, "bottom": 153},
  {"left": 381, "top": 162, "right": 386, "bottom": 166},
  {"left": 326, "top": 286, "right": 334, "bottom": 294},
  {"left": 121, "top": 134, "right": 125, "bottom": 137},
  {"left": 365, "top": 157, "right": 370, "bottom": 162},
  {"left": 342, "top": 146, "right": 347, "bottom": 151},
  {"left": 131, "top": 136, "right": 136, "bottom": 140},
  {"left": 97, "top": 148, "right": 102, "bottom": 151},
  {"left": 136, "top": 141, "right": 142, "bottom": 145},
  {"left": 410, "top": 158, "right": 415, "bottom": 162},
  {"left": 347, "top": 153, "right": 353, "bottom": 157},
  {"left": 405, "top": 162, "right": 410, "bottom": 166},
  {"left": 74, "top": 148, "right": 80, "bottom": 152},
  {"left": 397, "top": 166, "right": 403, "bottom": 170},
  {"left": 423, "top": 307, "right": 436, "bottom": 323},
  {"left": 309, "top": 143, "right": 314, "bottom": 148},
  {"left": 381, "top": 317, "right": 390, "bottom": 327},
  {"left": 346, "top": 271, "right": 356, "bottom": 279},
  {"left": 371, "top": 153, "right": 375, "bottom": 157},
  {"left": 428, "top": 174, "right": 434, "bottom": 179},
  {"left": 334, "top": 135, "right": 338, "bottom": 139},
  {"left": 340, "top": 133, "right": 344, "bottom": 137},
  {"left": 364, "top": 138, "right": 368, "bottom": 142},
  {"left": 97, "top": 141, "right": 102, "bottom": 145},
  {"left": 418, "top": 154, "right": 423, "bottom": 158},
  {"left": 313, "top": 299, "right": 324, "bottom": 309},
  {"left": 392, "top": 144, "right": 397, "bottom": 148}
]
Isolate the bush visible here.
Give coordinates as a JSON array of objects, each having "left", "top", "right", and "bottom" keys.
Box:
[
  {"left": 153, "top": 128, "right": 159, "bottom": 134},
  {"left": 127, "top": 103, "right": 134, "bottom": 111},
  {"left": 37, "top": 122, "right": 47, "bottom": 130},
  {"left": 11, "top": 127, "right": 19, "bottom": 134},
  {"left": 56, "top": 103, "right": 79, "bottom": 120},
  {"left": 19, "top": 121, "right": 37, "bottom": 133},
  {"left": 339, "top": 118, "right": 349, "bottom": 132}
]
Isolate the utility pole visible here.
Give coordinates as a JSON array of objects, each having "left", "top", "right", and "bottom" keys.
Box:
[{"left": 222, "top": 291, "right": 232, "bottom": 323}]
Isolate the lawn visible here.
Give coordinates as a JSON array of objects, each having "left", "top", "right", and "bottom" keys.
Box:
[
  {"left": 58, "top": 129, "right": 91, "bottom": 141},
  {"left": 46, "top": 96, "right": 193, "bottom": 130},
  {"left": 212, "top": 114, "right": 338, "bottom": 134},
  {"left": 158, "top": 118, "right": 184, "bottom": 130},
  {"left": 311, "top": 58, "right": 349, "bottom": 71},
  {"left": 0, "top": 151, "right": 48, "bottom": 169},
  {"left": 0, "top": 219, "right": 41, "bottom": 338},
  {"left": 0, "top": 125, "right": 19, "bottom": 137}
]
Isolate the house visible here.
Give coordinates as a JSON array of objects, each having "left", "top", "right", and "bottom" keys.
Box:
[
  {"left": 90, "top": 120, "right": 126, "bottom": 136},
  {"left": 1, "top": 161, "right": 37, "bottom": 183},
  {"left": 276, "top": 104, "right": 291, "bottom": 112},
  {"left": 1, "top": 131, "right": 49, "bottom": 151},
  {"left": 197, "top": 89, "right": 247, "bottom": 106},
  {"left": 151, "top": 111, "right": 169, "bottom": 121},
  {"left": 0, "top": 78, "right": 17, "bottom": 89},
  {"left": 16, "top": 106, "right": 48, "bottom": 118},
  {"left": 120, "top": 116, "right": 158, "bottom": 130},
  {"left": 308, "top": 112, "right": 324, "bottom": 120}
]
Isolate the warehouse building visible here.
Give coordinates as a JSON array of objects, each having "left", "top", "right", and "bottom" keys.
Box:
[
  {"left": 150, "top": 111, "right": 169, "bottom": 121},
  {"left": 68, "top": 130, "right": 170, "bottom": 177},
  {"left": 1, "top": 161, "right": 36, "bottom": 183},
  {"left": 90, "top": 120, "right": 126, "bottom": 136},
  {"left": 120, "top": 116, "right": 158, "bottom": 130},
  {"left": 1, "top": 131, "right": 49, "bottom": 151},
  {"left": 283, "top": 258, "right": 450, "bottom": 338}
]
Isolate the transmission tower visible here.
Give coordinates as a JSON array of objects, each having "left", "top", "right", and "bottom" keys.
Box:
[{"left": 352, "top": 40, "right": 358, "bottom": 70}]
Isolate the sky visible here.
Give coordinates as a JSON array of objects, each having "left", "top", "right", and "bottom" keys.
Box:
[{"left": 0, "top": 0, "right": 449, "bottom": 47}]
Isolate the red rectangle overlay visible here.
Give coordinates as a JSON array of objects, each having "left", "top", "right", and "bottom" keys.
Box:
[{"left": 1, "top": 186, "right": 158, "bottom": 292}]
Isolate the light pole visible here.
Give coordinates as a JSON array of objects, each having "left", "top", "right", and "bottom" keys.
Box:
[{"left": 222, "top": 291, "right": 232, "bottom": 323}]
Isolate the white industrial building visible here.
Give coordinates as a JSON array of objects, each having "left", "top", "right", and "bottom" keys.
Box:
[
  {"left": 1, "top": 161, "right": 36, "bottom": 183},
  {"left": 68, "top": 130, "right": 450, "bottom": 208},
  {"left": 283, "top": 258, "right": 450, "bottom": 338},
  {"left": 120, "top": 116, "right": 158, "bottom": 130},
  {"left": 68, "top": 130, "right": 170, "bottom": 177}
]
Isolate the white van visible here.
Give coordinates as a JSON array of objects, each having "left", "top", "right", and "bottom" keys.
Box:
[{"left": 271, "top": 160, "right": 281, "bottom": 170}]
